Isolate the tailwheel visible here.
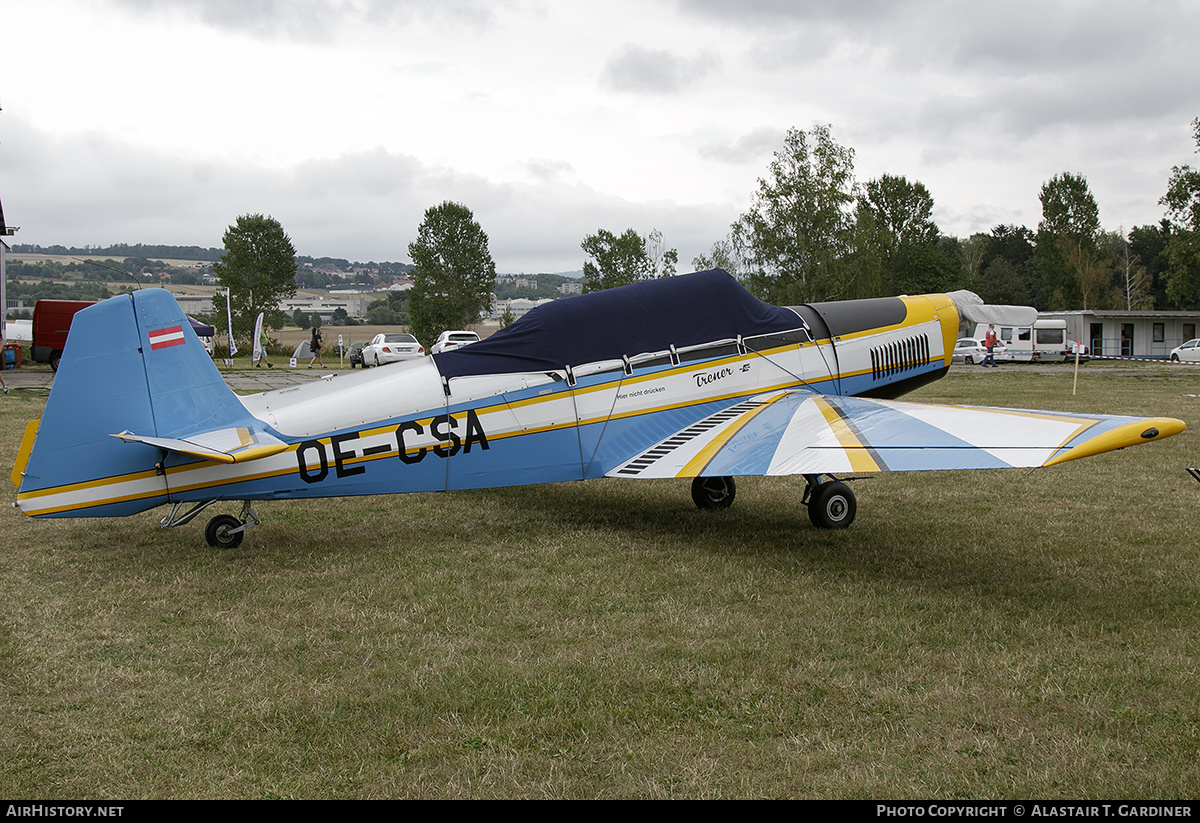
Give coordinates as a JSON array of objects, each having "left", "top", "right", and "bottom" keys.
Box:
[
  {"left": 203, "top": 502, "right": 260, "bottom": 549},
  {"left": 205, "top": 514, "right": 244, "bottom": 549},
  {"left": 691, "top": 476, "right": 736, "bottom": 509},
  {"left": 806, "top": 480, "right": 857, "bottom": 529}
]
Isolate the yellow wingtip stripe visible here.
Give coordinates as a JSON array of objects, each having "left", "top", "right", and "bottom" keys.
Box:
[{"left": 1042, "top": 417, "right": 1186, "bottom": 466}]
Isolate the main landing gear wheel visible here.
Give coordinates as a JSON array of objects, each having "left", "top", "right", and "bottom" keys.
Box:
[
  {"left": 205, "top": 514, "right": 245, "bottom": 549},
  {"left": 807, "top": 480, "right": 856, "bottom": 529},
  {"left": 692, "top": 476, "right": 736, "bottom": 509}
]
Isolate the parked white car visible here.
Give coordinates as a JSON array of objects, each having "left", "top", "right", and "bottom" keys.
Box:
[
  {"left": 1170, "top": 339, "right": 1200, "bottom": 362},
  {"left": 431, "top": 330, "right": 481, "bottom": 355},
  {"left": 361, "top": 333, "right": 424, "bottom": 367},
  {"left": 952, "top": 337, "right": 1019, "bottom": 365}
]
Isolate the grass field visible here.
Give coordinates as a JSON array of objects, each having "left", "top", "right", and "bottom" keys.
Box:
[{"left": 1, "top": 362, "right": 1199, "bottom": 798}]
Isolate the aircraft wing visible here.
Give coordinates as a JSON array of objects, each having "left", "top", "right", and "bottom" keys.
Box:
[
  {"left": 607, "top": 390, "right": 1185, "bottom": 478},
  {"left": 112, "top": 425, "right": 290, "bottom": 464}
]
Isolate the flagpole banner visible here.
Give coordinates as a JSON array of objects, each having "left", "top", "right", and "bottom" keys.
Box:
[
  {"left": 226, "top": 288, "right": 237, "bottom": 361},
  {"left": 252, "top": 312, "right": 264, "bottom": 363}
]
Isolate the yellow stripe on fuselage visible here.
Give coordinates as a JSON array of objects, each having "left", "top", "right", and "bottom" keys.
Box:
[{"left": 16, "top": 342, "right": 822, "bottom": 515}]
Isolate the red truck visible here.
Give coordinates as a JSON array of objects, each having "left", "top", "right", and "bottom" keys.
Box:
[{"left": 31, "top": 299, "right": 95, "bottom": 371}]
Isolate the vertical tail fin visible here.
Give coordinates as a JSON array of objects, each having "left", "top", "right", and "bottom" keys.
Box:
[{"left": 14, "top": 289, "right": 250, "bottom": 518}]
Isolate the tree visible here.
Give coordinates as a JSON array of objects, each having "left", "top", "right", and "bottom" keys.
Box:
[
  {"left": 858, "top": 174, "right": 954, "bottom": 295},
  {"left": 1160, "top": 117, "right": 1200, "bottom": 308},
  {"left": 1107, "top": 230, "right": 1153, "bottom": 311},
  {"left": 859, "top": 174, "right": 939, "bottom": 258},
  {"left": 692, "top": 236, "right": 745, "bottom": 276},
  {"left": 212, "top": 214, "right": 298, "bottom": 347},
  {"left": 732, "top": 124, "right": 865, "bottom": 304},
  {"left": 407, "top": 201, "right": 496, "bottom": 346},
  {"left": 1035, "top": 172, "right": 1103, "bottom": 309},
  {"left": 580, "top": 227, "right": 676, "bottom": 292},
  {"left": 645, "top": 228, "right": 679, "bottom": 280},
  {"left": 978, "top": 225, "right": 1037, "bottom": 306},
  {"left": 1130, "top": 221, "right": 1173, "bottom": 308}
]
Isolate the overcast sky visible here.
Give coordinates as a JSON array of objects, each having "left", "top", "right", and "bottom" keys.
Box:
[{"left": 1, "top": 0, "right": 1197, "bottom": 273}]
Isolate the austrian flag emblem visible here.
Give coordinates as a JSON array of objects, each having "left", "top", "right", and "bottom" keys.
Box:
[{"left": 148, "top": 325, "right": 186, "bottom": 351}]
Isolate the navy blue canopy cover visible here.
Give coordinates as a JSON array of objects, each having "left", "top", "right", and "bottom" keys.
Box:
[{"left": 435, "top": 269, "right": 804, "bottom": 379}]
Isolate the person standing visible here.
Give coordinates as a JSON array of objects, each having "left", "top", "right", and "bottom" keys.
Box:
[
  {"left": 308, "top": 325, "right": 324, "bottom": 369},
  {"left": 982, "top": 324, "right": 999, "bottom": 368},
  {"left": 256, "top": 325, "right": 273, "bottom": 368}
]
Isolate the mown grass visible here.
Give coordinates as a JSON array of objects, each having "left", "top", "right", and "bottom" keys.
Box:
[{"left": 1, "top": 363, "right": 1199, "bottom": 798}]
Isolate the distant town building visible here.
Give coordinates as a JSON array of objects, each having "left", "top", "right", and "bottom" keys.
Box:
[
  {"left": 492, "top": 297, "right": 555, "bottom": 320},
  {"left": 171, "top": 293, "right": 216, "bottom": 315},
  {"left": 498, "top": 275, "right": 538, "bottom": 290}
]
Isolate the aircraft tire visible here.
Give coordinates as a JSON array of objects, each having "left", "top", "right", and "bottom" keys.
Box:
[
  {"left": 808, "top": 481, "right": 856, "bottom": 529},
  {"left": 691, "top": 476, "right": 736, "bottom": 509},
  {"left": 205, "top": 514, "right": 245, "bottom": 549}
]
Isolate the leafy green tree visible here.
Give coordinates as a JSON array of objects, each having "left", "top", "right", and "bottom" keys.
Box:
[
  {"left": 645, "top": 228, "right": 679, "bottom": 280},
  {"left": 1161, "top": 117, "right": 1200, "bottom": 308},
  {"left": 859, "top": 174, "right": 952, "bottom": 295},
  {"left": 407, "top": 201, "right": 496, "bottom": 346},
  {"left": 581, "top": 228, "right": 647, "bottom": 292},
  {"left": 981, "top": 225, "right": 1037, "bottom": 302},
  {"left": 981, "top": 257, "right": 1030, "bottom": 306},
  {"left": 580, "top": 227, "right": 675, "bottom": 292},
  {"left": 1129, "top": 221, "right": 1173, "bottom": 308},
  {"left": 1035, "top": 173, "right": 1103, "bottom": 309},
  {"left": 955, "top": 233, "right": 990, "bottom": 294},
  {"left": 860, "top": 174, "right": 939, "bottom": 258},
  {"left": 1106, "top": 230, "right": 1154, "bottom": 310},
  {"left": 292, "top": 308, "right": 311, "bottom": 329},
  {"left": 732, "top": 124, "right": 866, "bottom": 304},
  {"left": 365, "top": 302, "right": 397, "bottom": 325},
  {"left": 212, "top": 213, "right": 297, "bottom": 347},
  {"left": 692, "top": 236, "right": 744, "bottom": 276}
]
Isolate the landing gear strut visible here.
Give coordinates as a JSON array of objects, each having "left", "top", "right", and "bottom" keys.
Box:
[
  {"left": 803, "top": 475, "right": 856, "bottom": 529},
  {"left": 161, "top": 500, "right": 260, "bottom": 548}
]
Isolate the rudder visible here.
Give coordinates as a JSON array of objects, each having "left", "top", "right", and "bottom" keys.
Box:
[{"left": 14, "top": 289, "right": 247, "bottom": 518}]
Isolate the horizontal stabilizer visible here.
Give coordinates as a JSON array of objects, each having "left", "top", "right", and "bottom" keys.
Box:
[
  {"left": 112, "top": 426, "right": 290, "bottom": 464},
  {"left": 608, "top": 391, "right": 1186, "bottom": 478}
]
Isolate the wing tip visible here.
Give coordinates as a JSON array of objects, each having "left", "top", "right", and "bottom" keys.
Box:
[{"left": 1043, "top": 417, "right": 1186, "bottom": 467}]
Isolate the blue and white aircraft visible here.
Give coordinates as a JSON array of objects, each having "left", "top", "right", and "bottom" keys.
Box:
[{"left": 10, "top": 269, "right": 1185, "bottom": 547}]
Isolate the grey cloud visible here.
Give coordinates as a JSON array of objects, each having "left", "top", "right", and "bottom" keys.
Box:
[
  {"left": 698, "top": 128, "right": 784, "bottom": 164},
  {"left": 0, "top": 116, "right": 735, "bottom": 272},
  {"left": 601, "top": 45, "right": 716, "bottom": 94},
  {"left": 108, "top": 0, "right": 498, "bottom": 41}
]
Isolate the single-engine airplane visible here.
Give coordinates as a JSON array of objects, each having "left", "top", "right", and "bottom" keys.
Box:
[{"left": 9, "top": 269, "right": 1186, "bottom": 547}]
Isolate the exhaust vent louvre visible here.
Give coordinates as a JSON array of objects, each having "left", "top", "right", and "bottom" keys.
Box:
[{"left": 870, "top": 334, "right": 930, "bottom": 381}]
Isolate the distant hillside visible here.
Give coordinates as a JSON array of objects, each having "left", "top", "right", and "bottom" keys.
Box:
[{"left": 13, "top": 242, "right": 225, "bottom": 262}]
